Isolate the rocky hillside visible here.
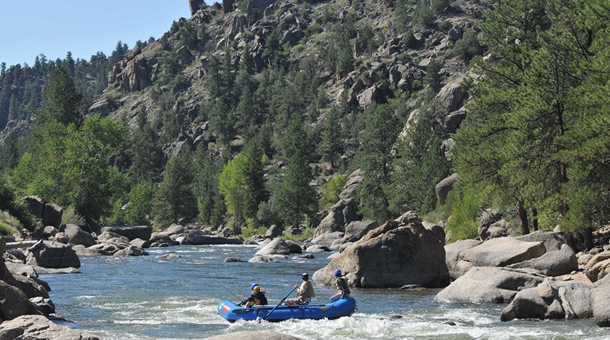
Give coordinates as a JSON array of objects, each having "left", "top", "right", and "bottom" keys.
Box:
[
  {"left": 1, "top": 0, "right": 491, "bottom": 235},
  {"left": 93, "top": 0, "right": 483, "bottom": 156}
]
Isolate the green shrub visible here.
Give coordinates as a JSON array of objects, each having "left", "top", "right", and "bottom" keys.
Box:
[
  {"left": 281, "top": 226, "right": 315, "bottom": 242},
  {"left": 61, "top": 207, "right": 86, "bottom": 226},
  {"left": 445, "top": 186, "right": 485, "bottom": 242},
  {"left": 0, "top": 220, "right": 17, "bottom": 237},
  {"left": 413, "top": 0, "right": 434, "bottom": 27},
  {"left": 325, "top": 175, "right": 347, "bottom": 204}
]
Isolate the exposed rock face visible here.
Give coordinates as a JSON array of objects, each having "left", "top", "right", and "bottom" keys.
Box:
[
  {"left": 434, "top": 267, "right": 546, "bottom": 304},
  {"left": 436, "top": 75, "right": 467, "bottom": 111},
  {"left": 25, "top": 241, "right": 80, "bottom": 268},
  {"left": 108, "top": 52, "right": 150, "bottom": 93},
  {"left": 314, "top": 170, "right": 363, "bottom": 237},
  {"left": 101, "top": 225, "right": 152, "bottom": 241},
  {"left": 313, "top": 213, "right": 450, "bottom": 288},
  {"left": 435, "top": 173, "right": 459, "bottom": 206},
  {"left": 500, "top": 278, "right": 592, "bottom": 321},
  {"left": 459, "top": 237, "right": 546, "bottom": 267},
  {"left": 0, "top": 315, "right": 100, "bottom": 340},
  {"left": 506, "top": 244, "right": 578, "bottom": 276},
  {"left": 189, "top": 0, "right": 204, "bottom": 15}
]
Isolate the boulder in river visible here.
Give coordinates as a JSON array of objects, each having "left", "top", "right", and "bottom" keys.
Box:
[
  {"left": 313, "top": 212, "right": 450, "bottom": 288},
  {"left": 500, "top": 278, "right": 592, "bottom": 321},
  {"left": 25, "top": 241, "right": 80, "bottom": 268},
  {"left": 591, "top": 272, "right": 610, "bottom": 326},
  {"left": 101, "top": 225, "right": 152, "bottom": 241},
  {"left": 434, "top": 267, "right": 546, "bottom": 304},
  {"left": 255, "top": 238, "right": 290, "bottom": 256},
  {"left": 0, "top": 315, "right": 100, "bottom": 340},
  {"left": 182, "top": 230, "right": 243, "bottom": 245}
]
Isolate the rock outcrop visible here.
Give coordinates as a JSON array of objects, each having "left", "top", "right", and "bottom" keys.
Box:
[
  {"left": 0, "top": 315, "right": 100, "bottom": 340},
  {"left": 434, "top": 267, "right": 546, "bottom": 304},
  {"left": 313, "top": 212, "right": 450, "bottom": 288},
  {"left": 25, "top": 241, "right": 80, "bottom": 269},
  {"left": 500, "top": 278, "right": 592, "bottom": 321}
]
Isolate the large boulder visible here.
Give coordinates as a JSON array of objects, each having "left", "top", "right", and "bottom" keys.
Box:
[
  {"left": 343, "top": 221, "right": 378, "bottom": 242},
  {"left": 585, "top": 251, "right": 610, "bottom": 283},
  {"left": 591, "top": 272, "right": 610, "bottom": 326},
  {"left": 311, "top": 231, "right": 344, "bottom": 246},
  {"left": 0, "top": 315, "right": 100, "bottom": 340},
  {"left": 101, "top": 225, "right": 152, "bottom": 241},
  {"left": 64, "top": 224, "right": 96, "bottom": 247},
  {"left": 516, "top": 230, "right": 567, "bottom": 252},
  {"left": 22, "top": 196, "right": 45, "bottom": 218},
  {"left": 435, "top": 173, "right": 459, "bottom": 206},
  {"left": 444, "top": 239, "right": 481, "bottom": 280},
  {"left": 182, "top": 231, "right": 242, "bottom": 245},
  {"left": 436, "top": 75, "right": 466, "bottom": 111},
  {"left": 313, "top": 214, "right": 450, "bottom": 288},
  {"left": 42, "top": 203, "right": 63, "bottom": 229},
  {"left": 25, "top": 241, "right": 80, "bottom": 268},
  {"left": 434, "top": 267, "right": 546, "bottom": 304},
  {"left": 459, "top": 237, "right": 546, "bottom": 267},
  {"left": 0, "top": 280, "right": 38, "bottom": 320},
  {"left": 255, "top": 238, "right": 290, "bottom": 256},
  {"left": 506, "top": 244, "right": 578, "bottom": 276},
  {"left": 500, "top": 278, "right": 592, "bottom": 321}
]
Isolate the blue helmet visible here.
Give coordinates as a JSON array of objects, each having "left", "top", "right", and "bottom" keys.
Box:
[
  {"left": 251, "top": 283, "right": 259, "bottom": 290},
  {"left": 334, "top": 269, "right": 342, "bottom": 276}
]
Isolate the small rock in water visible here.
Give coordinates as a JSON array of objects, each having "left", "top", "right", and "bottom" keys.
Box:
[
  {"left": 225, "top": 257, "right": 246, "bottom": 262},
  {"left": 157, "top": 253, "right": 182, "bottom": 261},
  {"left": 444, "top": 321, "right": 456, "bottom": 326},
  {"left": 389, "top": 315, "right": 403, "bottom": 319},
  {"left": 400, "top": 284, "right": 425, "bottom": 291}
]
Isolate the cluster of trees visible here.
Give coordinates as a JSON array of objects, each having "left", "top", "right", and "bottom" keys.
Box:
[
  {"left": 451, "top": 0, "right": 610, "bottom": 246},
  {"left": 0, "top": 0, "right": 466, "bottom": 237}
]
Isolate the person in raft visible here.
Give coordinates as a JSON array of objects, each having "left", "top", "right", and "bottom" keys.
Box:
[
  {"left": 238, "top": 283, "right": 268, "bottom": 307},
  {"left": 330, "top": 269, "right": 350, "bottom": 302},
  {"left": 285, "top": 272, "right": 316, "bottom": 305}
]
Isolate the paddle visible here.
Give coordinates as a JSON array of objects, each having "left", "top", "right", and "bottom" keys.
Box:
[{"left": 263, "top": 286, "right": 297, "bottom": 320}]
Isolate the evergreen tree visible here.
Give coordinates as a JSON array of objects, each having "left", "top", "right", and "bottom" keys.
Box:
[
  {"left": 129, "top": 109, "right": 164, "bottom": 184},
  {"left": 357, "top": 104, "right": 401, "bottom": 222},
  {"left": 318, "top": 105, "right": 343, "bottom": 167},
  {"left": 193, "top": 147, "right": 225, "bottom": 226},
  {"left": 388, "top": 109, "right": 450, "bottom": 215},
  {"left": 275, "top": 151, "right": 317, "bottom": 227},
  {"left": 242, "top": 140, "right": 268, "bottom": 220},
  {"left": 153, "top": 148, "right": 198, "bottom": 227},
  {"left": 36, "top": 64, "right": 83, "bottom": 127}
]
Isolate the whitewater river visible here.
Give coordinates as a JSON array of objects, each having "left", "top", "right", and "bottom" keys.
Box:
[{"left": 41, "top": 244, "right": 607, "bottom": 339}]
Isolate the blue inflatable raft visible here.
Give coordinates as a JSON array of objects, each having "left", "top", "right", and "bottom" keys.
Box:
[{"left": 217, "top": 297, "right": 357, "bottom": 322}]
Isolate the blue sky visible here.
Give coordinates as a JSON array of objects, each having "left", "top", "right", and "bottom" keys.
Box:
[{"left": 0, "top": 1, "right": 212, "bottom": 67}]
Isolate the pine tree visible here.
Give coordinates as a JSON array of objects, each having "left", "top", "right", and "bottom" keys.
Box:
[
  {"left": 318, "top": 105, "right": 343, "bottom": 167},
  {"left": 129, "top": 109, "right": 164, "bottom": 184},
  {"left": 153, "top": 148, "right": 198, "bottom": 228},
  {"left": 357, "top": 104, "right": 401, "bottom": 222},
  {"left": 275, "top": 151, "right": 317, "bottom": 227},
  {"left": 36, "top": 64, "right": 83, "bottom": 127}
]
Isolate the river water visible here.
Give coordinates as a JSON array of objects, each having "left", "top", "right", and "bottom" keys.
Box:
[{"left": 40, "top": 244, "right": 607, "bottom": 339}]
